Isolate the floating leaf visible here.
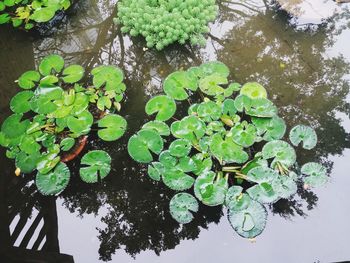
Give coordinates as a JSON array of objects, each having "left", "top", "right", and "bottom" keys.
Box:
[
  {"left": 147, "top": 162, "right": 163, "bottom": 181},
  {"left": 142, "top": 121, "right": 170, "bottom": 136},
  {"left": 163, "top": 71, "right": 197, "bottom": 100},
  {"left": 301, "top": 162, "right": 328, "bottom": 187},
  {"left": 240, "top": 82, "right": 267, "bottom": 99},
  {"left": 273, "top": 175, "right": 297, "bottom": 199},
  {"left": 252, "top": 116, "right": 286, "bottom": 141},
  {"left": 197, "top": 100, "right": 221, "bottom": 121},
  {"left": 36, "top": 162, "right": 70, "bottom": 195},
  {"left": 228, "top": 200, "right": 267, "bottom": 238},
  {"left": 194, "top": 172, "right": 228, "bottom": 206},
  {"left": 199, "top": 73, "right": 227, "bottom": 96},
  {"left": 36, "top": 146, "right": 61, "bottom": 175},
  {"left": 262, "top": 140, "right": 296, "bottom": 168},
  {"left": 1, "top": 114, "right": 29, "bottom": 138},
  {"left": 30, "top": 7, "right": 57, "bottom": 23},
  {"left": 91, "top": 65, "right": 124, "bottom": 91},
  {"left": 79, "top": 150, "right": 111, "bottom": 183},
  {"left": 222, "top": 99, "right": 237, "bottom": 117},
  {"left": 19, "top": 135, "right": 41, "bottom": 154},
  {"left": 225, "top": 186, "right": 252, "bottom": 211},
  {"left": 98, "top": 114, "right": 127, "bottom": 141},
  {"left": 246, "top": 166, "right": 279, "bottom": 184},
  {"left": 10, "top": 91, "right": 34, "bottom": 113},
  {"left": 128, "top": 129, "right": 163, "bottom": 163},
  {"left": 145, "top": 95, "right": 176, "bottom": 121},
  {"left": 289, "top": 125, "right": 317, "bottom": 150},
  {"left": 67, "top": 110, "right": 93, "bottom": 135},
  {"left": 200, "top": 61, "right": 230, "bottom": 78},
  {"left": 15, "top": 151, "right": 40, "bottom": 173},
  {"left": 246, "top": 98, "right": 277, "bottom": 117},
  {"left": 246, "top": 182, "right": 280, "bottom": 204},
  {"left": 171, "top": 116, "right": 206, "bottom": 142},
  {"left": 169, "top": 139, "right": 191, "bottom": 158},
  {"left": 30, "top": 87, "right": 63, "bottom": 114},
  {"left": 18, "top": 71, "right": 40, "bottom": 89},
  {"left": 240, "top": 157, "right": 268, "bottom": 175},
  {"left": 209, "top": 133, "right": 248, "bottom": 164},
  {"left": 60, "top": 137, "right": 75, "bottom": 151},
  {"left": 162, "top": 168, "right": 195, "bottom": 191},
  {"left": 169, "top": 193, "right": 198, "bottom": 224},
  {"left": 192, "top": 153, "right": 212, "bottom": 176},
  {"left": 229, "top": 121, "right": 257, "bottom": 147},
  {"left": 39, "top": 54, "right": 64, "bottom": 76},
  {"left": 62, "top": 65, "right": 85, "bottom": 83}
]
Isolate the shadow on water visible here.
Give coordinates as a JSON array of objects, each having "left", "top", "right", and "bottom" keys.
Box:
[{"left": 0, "top": 0, "right": 350, "bottom": 262}]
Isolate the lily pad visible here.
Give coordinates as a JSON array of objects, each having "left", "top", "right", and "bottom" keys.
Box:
[
  {"left": 289, "top": 125, "right": 317, "bottom": 150},
  {"left": 194, "top": 172, "right": 228, "bottom": 206},
  {"left": 225, "top": 186, "right": 251, "bottom": 211},
  {"left": 171, "top": 116, "right": 206, "bottom": 142},
  {"left": 192, "top": 153, "right": 213, "bottom": 176},
  {"left": 60, "top": 137, "right": 75, "bottom": 151},
  {"left": 301, "top": 162, "right": 328, "bottom": 187},
  {"left": 97, "top": 114, "right": 127, "bottom": 141},
  {"left": 36, "top": 162, "right": 70, "bottom": 195},
  {"left": 62, "top": 65, "right": 85, "bottom": 83},
  {"left": 273, "top": 175, "right": 297, "bottom": 199},
  {"left": 169, "top": 139, "right": 192, "bottom": 158},
  {"left": 10, "top": 91, "right": 34, "bottom": 113},
  {"left": 163, "top": 71, "right": 197, "bottom": 100},
  {"left": 246, "top": 166, "right": 279, "bottom": 184},
  {"left": 162, "top": 168, "right": 195, "bottom": 191},
  {"left": 209, "top": 133, "right": 248, "bottom": 164},
  {"left": 200, "top": 61, "right": 230, "bottom": 78},
  {"left": 246, "top": 182, "right": 280, "bottom": 204},
  {"left": 30, "top": 7, "right": 57, "bottom": 23},
  {"left": 262, "top": 140, "right": 296, "bottom": 169},
  {"left": 252, "top": 116, "right": 286, "bottom": 141},
  {"left": 169, "top": 193, "right": 199, "bottom": 224},
  {"left": 142, "top": 121, "right": 170, "bottom": 136},
  {"left": 79, "top": 150, "right": 112, "bottom": 183},
  {"left": 246, "top": 98, "right": 277, "bottom": 117},
  {"left": 91, "top": 65, "right": 124, "bottom": 91},
  {"left": 222, "top": 99, "right": 237, "bottom": 117},
  {"left": 18, "top": 71, "right": 40, "bottom": 89},
  {"left": 199, "top": 73, "right": 227, "bottom": 96},
  {"left": 39, "top": 54, "right": 65, "bottom": 76},
  {"left": 15, "top": 151, "right": 41, "bottom": 173},
  {"left": 228, "top": 199, "right": 267, "bottom": 238},
  {"left": 128, "top": 129, "right": 163, "bottom": 163},
  {"left": 67, "top": 110, "right": 93, "bottom": 135},
  {"left": 36, "top": 146, "right": 61, "bottom": 175},
  {"left": 30, "top": 87, "right": 63, "bottom": 114},
  {"left": 229, "top": 121, "right": 257, "bottom": 147},
  {"left": 147, "top": 162, "right": 163, "bottom": 181},
  {"left": 240, "top": 82, "right": 267, "bottom": 99},
  {"left": 197, "top": 100, "right": 221, "bottom": 121},
  {"left": 145, "top": 95, "right": 176, "bottom": 121},
  {"left": 1, "top": 114, "right": 30, "bottom": 138}
]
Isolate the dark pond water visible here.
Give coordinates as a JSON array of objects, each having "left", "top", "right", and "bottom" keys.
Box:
[{"left": 1, "top": 0, "right": 350, "bottom": 262}]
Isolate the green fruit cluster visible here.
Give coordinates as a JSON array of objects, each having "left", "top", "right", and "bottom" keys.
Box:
[{"left": 116, "top": 0, "right": 218, "bottom": 50}]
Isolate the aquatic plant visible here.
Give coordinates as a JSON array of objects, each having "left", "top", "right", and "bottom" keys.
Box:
[
  {"left": 115, "top": 0, "right": 218, "bottom": 50},
  {"left": 0, "top": 0, "right": 71, "bottom": 29},
  {"left": 128, "top": 61, "right": 328, "bottom": 239},
  {"left": 0, "top": 54, "right": 127, "bottom": 195}
]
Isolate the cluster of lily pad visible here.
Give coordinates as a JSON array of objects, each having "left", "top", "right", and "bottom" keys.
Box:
[
  {"left": 0, "top": 0, "right": 71, "bottom": 29},
  {"left": 128, "top": 61, "right": 328, "bottom": 238},
  {"left": 115, "top": 0, "right": 218, "bottom": 50},
  {"left": 0, "top": 54, "right": 127, "bottom": 195}
]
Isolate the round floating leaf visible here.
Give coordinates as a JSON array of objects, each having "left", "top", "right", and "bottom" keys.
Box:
[
  {"left": 229, "top": 121, "right": 257, "bottom": 147},
  {"left": 169, "top": 193, "right": 199, "bottom": 224},
  {"left": 209, "top": 133, "right": 248, "bottom": 164},
  {"left": 289, "top": 125, "right": 317, "bottom": 150},
  {"left": 301, "top": 162, "right": 328, "bottom": 187},
  {"left": 91, "top": 65, "right": 124, "bottom": 91},
  {"left": 15, "top": 151, "right": 40, "bottom": 173},
  {"left": 262, "top": 140, "right": 296, "bottom": 168},
  {"left": 163, "top": 71, "right": 197, "bottom": 100},
  {"left": 67, "top": 110, "right": 93, "bottom": 135},
  {"left": 199, "top": 73, "right": 227, "bottom": 96},
  {"left": 234, "top": 95, "right": 252, "bottom": 112},
  {"left": 39, "top": 55, "right": 65, "bottom": 76},
  {"left": 36, "top": 162, "right": 70, "bottom": 195},
  {"left": 30, "top": 7, "right": 57, "bottom": 23},
  {"left": 142, "top": 121, "right": 170, "bottom": 136},
  {"left": 162, "top": 168, "right": 195, "bottom": 191},
  {"left": 192, "top": 153, "right": 213, "bottom": 176},
  {"left": 171, "top": 116, "right": 206, "bottom": 142},
  {"left": 159, "top": 150, "right": 177, "bottom": 168},
  {"left": 128, "top": 129, "right": 163, "bottom": 163},
  {"left": 228, "top": 200, "right": 267, "bottom": 239},
  {"left": 71, "top": 93, "right": 89, "bottom": 115},
  {"left": 246, "top": 166, "right": 279, "bottom": 184},
  {"left": 145, "top": 95, "right": 176, "bottom": 121},
  {"left": 36, "top": 145, "right": 61, "bottom": 174},
  {"left": 246, "top": 182, "right": 280, "bottom": 204},
  {"left": 200, "top": 61, "right": 230, "bottom": 78},
  {"left": 30, "top": 87, "right": 63, "bottom": 114},
  {"left": 169, "top": 139, "right": 191, "bottom": 158},
  {"left": 1, "top": 114, "right": 30, "bottom": 138},
  {"left": 19, "top": 135, "right": 41, "bottom": 154},
  {"left": 18, "top": 71, "right": 40, "bottom": 89},
  {"left": 252, "top": 116, "right": 286, "bottom": 141},
  {"left": 62, "top": 65, "right": 85, "bottom": 83},
  {"left": 273, "top": 175, "right": 297, "bottom": 199},
  {"left": 79, "top": 150, "right": 112, "bottom": 183},
  {"left": 240, "top": 82, "right": 267, "bottom": 99},
  {"left": 60, "top": 137, "right": 75, "bottom": 151},
  {"left": 222, "top": 99, "right": 237, "bottom": 117},
  {"left": 197, "top": 101, "right": 221, "bottom": 121},
  {"left": 246, "top": 98, "right": 277, "bottom": 117},
  {"left": 225, "top": 186, "right": 251, "bottom": 211},
  {"left": 194, "top": 172, "right": 228, "bottom": 206},
  {"left": 240, "top": 157, "right": 268, "bottom": 175},
  {"left": 10, "top": 91, "right": 34, "bottom": 113},
  {"left": 97, "top": 114, "right": 127, "bottom": 141},
  {"left": 147, "top": 162, "right": 164, "bottom": 181}
]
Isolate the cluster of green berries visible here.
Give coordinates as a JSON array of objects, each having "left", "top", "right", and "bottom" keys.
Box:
[{"left": 115, "top": 0, "right": 218, "bottom": 50}]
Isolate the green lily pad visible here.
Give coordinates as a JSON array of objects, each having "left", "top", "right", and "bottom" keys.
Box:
[
  {"left": 15, "top": 151, "right": 41, "bottom": 173},
  {"left": 200, "top": 61, "right": 230, "bottom": 78},
  {"left": 39, "top": 75, "right": 59, "bottom": 87},
  {"left": 169, "top": 139, "right": 192, "bottom": 158},
  {"left": 240, "top": 82, "right": 267, "bottom": 99},
  {"left": 209, "top": 133, "right": 248, "bottom": 164},
  {"left": 246, "top": 98, "right": 277, "bottom": 117},
  {"left": 142, "top": 121, "right": 170, "bottom": 136},
  {"left": 147, "top": 162, "right": 164, "bottom": 181},
  {"left": 91, "top": 65, "right": 124, "bottom": 91},
  {"left": 18, "top": 71, "right": 40, "bottom": 89},
  {"left": 36, "top": 146, "right": 61, "bottom": 175},
  {"left": 79, "top": 150, "right": 112, "bottom": 183},
  {"left": 273, "top": 175, "right": 297, "bottom": 199},
  {"left": 229, "top": 121, "right": 257, "bottom": 147},
  {"left": 199, "top": 73, "right": 227, "bottom": 96},
  {"left": 246, "top": 166, "right": 279, "bottom": 184},
  {"left": 197, "top": 100, "right": 221, "bottom": 121},
  {"left": 289, "top": 125, "right": 317, "bottom": 150},
  {"left": 222, "top": 99, "right": 237, "bottom": 117},
  {"left": 252, "top": 116, "right": 286, "bottom": 141},
  {"left": 262, "top": 140, "right": 296, "bottom": 169},
  {"left": 39, "top": 54, "right": 65, "bottom": 76},
  {"left": 30, "top": 7, "right": 57, "bottom": 23},
  {"left": 240, "top": 157, "right": 268, "bottom": 175},
  {"left": 228, "top": 199, "right": 267, "bottom": 238},
  {"left": 246, "top": 182, "right": 280, "bottom": 204},
  {"left": 234, "top": 95, "right": 252, "bottom": 112},
  {"left": 162, "top": 168, "right": 195, "bottom": 191},
  {"left": 62, "top": 65, "right": 85, "bottom": 83},
  {"left": 145, "top": 95, "right": 176, "bottom": 121},
  {"left": 171, "top": 116, "right": 206, "bottom": 142},
  {"left": 36, "top": 162, "right": 70, "bottom": 195},
  {"left": 19, "top": 135, "right": 41, "bottom": 154},
  {"left": 71, "top": 93, "right": 89, "bottom": 115},
  {"left": 169, "top": 193, "right": 199, "bottom": 224},
  {"left": 60, "top": 137, "right": 75, "bottom": 151},
  {"left": 97, "top": 114, "right": 127, "bottom": 141},
  {"left": 194, "top": 172, "right": 228, "bottom": 206},
  {"left": 206, "top": 121, "right": 225, "bottom": 135},
  {"left": 1, "top": 114, "right": 30, "bottom": 138},
  {"left": 30, "top": 87, "right": 63, "bottom": 114},
  {"left": 225, "top": 186, "right": 251, "bottom": 211},
  {"left": 67, "top": 110, "right": 93, "bottom": 135},
  {"left": 163, "top": 71, "right": 197, "bottom": 100},
  {"left": 10, "top": 91, "right": 34, "bottom": 113},
  {"left": 301, "top": 162, "right": 328, "bottom": 187},
  {"left": 159, "top": 150, "right": 177, "bottom": 168},
  {"left": 128, "top": 129, "right": 164, "bottom": 163},
  {"left": 192, "top": 153, "right": 213, "bottom": 176}
]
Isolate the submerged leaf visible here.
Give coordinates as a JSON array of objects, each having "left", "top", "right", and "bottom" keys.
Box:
[
  {"left": 169, "top": 193, "right": 199, "bottom": 224},
  {"left": 79, "top": 150, "right": 111, "bottom": 183}
]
